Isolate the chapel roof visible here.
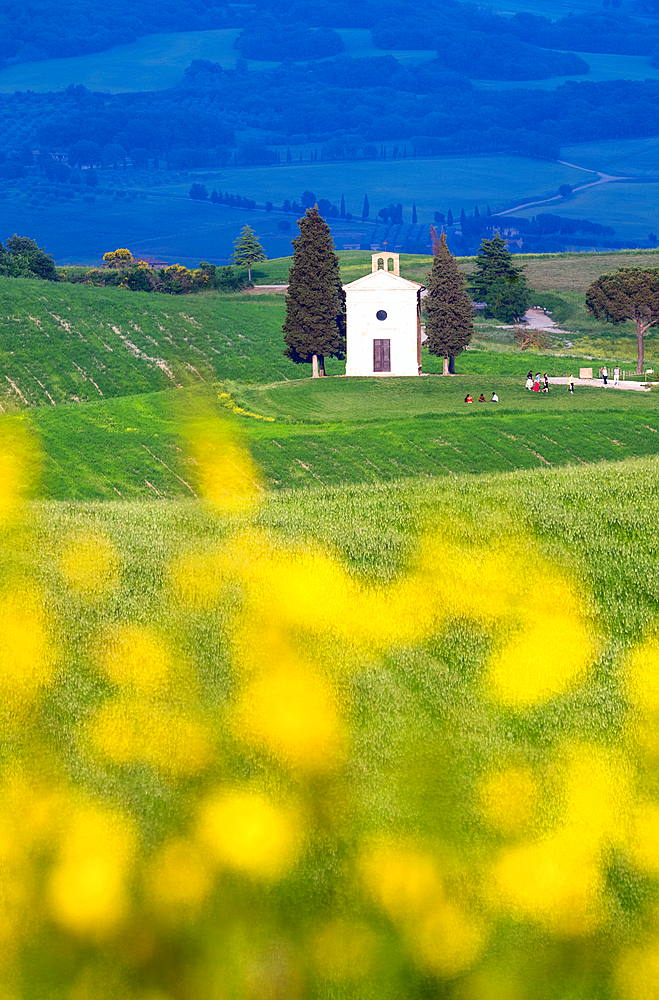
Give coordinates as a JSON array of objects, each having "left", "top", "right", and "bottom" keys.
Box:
[{"left": 343, "top": 268, "right": 424, "bottom": 292}]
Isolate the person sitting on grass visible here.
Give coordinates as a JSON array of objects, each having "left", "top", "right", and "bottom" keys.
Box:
[
  {"left": 490, "top": 391, "right": 499, "bottom": 402},
  {"left": 465, "top": 394, "right": 473, "bottom": 403},
  {"left": 478, "top": 393, "right": 486, "bottom": 402},
  {"left": 542, "top": 373, "right": 549, "bottom": 393}
]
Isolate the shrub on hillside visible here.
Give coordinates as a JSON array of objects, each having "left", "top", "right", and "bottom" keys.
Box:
[{"left": 0, "top": 235, "right": 58, "bottom": 281}]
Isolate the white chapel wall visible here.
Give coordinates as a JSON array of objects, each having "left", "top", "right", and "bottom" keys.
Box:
[{"left": 345, "top": 282, "right": 419, "bottom": 377}]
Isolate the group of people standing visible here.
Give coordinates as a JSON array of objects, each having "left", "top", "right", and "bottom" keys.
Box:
[
  {"left": 525, "top": 371, "right": 550, "bottom": 393},
  {"left": 526, "top": 366, "right": 621, "bottom": 394},
  {"left": 599, "top": 366, "right": 621, "bottom": 386}
]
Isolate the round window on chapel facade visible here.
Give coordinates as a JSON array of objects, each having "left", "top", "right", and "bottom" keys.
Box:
[{"left": 376, "top": 310, "right": 387, "bottom": 321}]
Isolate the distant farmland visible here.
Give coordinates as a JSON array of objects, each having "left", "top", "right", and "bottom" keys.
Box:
[{"left": 1, "top": 156, "right": 592, "bottom": 265}]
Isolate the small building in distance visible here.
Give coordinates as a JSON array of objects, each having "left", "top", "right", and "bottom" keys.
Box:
[{"left": 344, "top": 253, "right": 424, "bottom": 376}]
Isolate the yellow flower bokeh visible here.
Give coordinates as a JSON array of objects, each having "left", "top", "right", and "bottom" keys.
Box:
[
  {"left": 95, "top": 625, "right": 172, "bottom": 692},
  {"left": 146, "top": 837, "right": 213, "bottom": 917},
  {"left": 197, "top": 789, "right": 302, "bottom": 879},
  {"left": 478, "top": 766, "right": 539, "bottom": 835},
  {"left": 234, "top": 648, "right": 344, "bottom": 772},
  {"left": 0, "top": 584, "right": 55, "bottom": 707},
  {"left": 59, "top": 530, "right": 120, "bottom": 598},
  {"left": 0, "top": 423, "right": 39, "bottom": 526},
  {"left": 89, "top": 696, "right": 212, "bottom": 775},
  {"left": 48, "top": 804, "right": 136, "bottom": 939},
  {"left": 187, "top": 416, "right": 262, "bottom": 513},
  {"left": 360, "top": 843, "right": 486, "bottom": 975}
]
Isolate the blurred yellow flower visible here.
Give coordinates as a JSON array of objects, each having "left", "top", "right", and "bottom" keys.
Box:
[
  {"left": 485, "top": 572, "right": 598, "bottom": 707},
  {"left": 234, "top": 651, "right": 344, "bottom": 772},
  {"left": 562, "top": 743, "right": 631, "bottom": 844},
  {"left": 360, "top": 843, "right": 485, "bottom": 975},
  {"left": 187, "top": 416, "right": 262, "bottom": 513},
  {"left": 0, "top": 584, "right": 54, "bottom": 706},
  {"left": 48, "top": 804, "right": 136, "bottom": 939},
  {"left": 95, "top": 625, "right": 171, "bottom": 692},
  {"left": 59, "top": 530, "right": 120, "bottom": 598},
  {"left": 616, "top": 936, "right": 659, "bottom": 1000},
  {"left": 478, "top": 767, "right": 539, "bottom": 835},
  {"left": 89, "top": 697, "right": 212, "bottom": 776},
  {"left": 197, "top": 789, "right": 301, "bottom": 879},
  {"left": 0, "top": 423, "right": 39, "bottom": 525},
  {"left": 490, "top": 829, "right": 604, "bottom": 936},
  {"left": 628, "top": 802, "right": 659, "bottom": 874},
  {"left": 489, "top": 744, "right": 631, "bottom": 937}
]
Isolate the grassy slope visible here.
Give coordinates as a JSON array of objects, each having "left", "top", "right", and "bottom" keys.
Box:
[
  {"left": 0, "top": 277, "right": 326, "bottom": 408},
  {"left": 20, "top": 377, "right": 659, "bottom": 498}
]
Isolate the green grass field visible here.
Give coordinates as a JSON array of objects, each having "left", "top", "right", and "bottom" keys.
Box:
[
  {"left": 16, "top": 375, "right": 659, "bottom": 498},
  {"left": 6, "top": 454, "right": 659, "bottom": 998}
]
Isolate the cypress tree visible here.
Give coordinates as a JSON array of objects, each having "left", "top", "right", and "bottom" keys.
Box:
[
  {"left": 424, "top": 232, "right": 473, "bottom": 376},
  {"left": 340, "top": 193, "right": 345, "bottom": 218},
  {"left": 230, "top": 225, "right": 266, "bottom": 282},
  {"left": 362, "top": 194, "right": 370, "bottom": 220},
  {"left": 460, "top": 207, "right": 467, "bottom": 227},
  {"left": 469, "top": 233, "right": 530, "bottom": 323},
  {"left": 412, "top": 202, "right": 417, "bottom": 224},
  {"left": 283, "top": 206, "right": 346, "bottom": 378},
  {"left": 474, "top": 205, "right": 480, "bottom": 219},
  {"left": 447, "top": 209, "right": 454, "bottom": 227}
]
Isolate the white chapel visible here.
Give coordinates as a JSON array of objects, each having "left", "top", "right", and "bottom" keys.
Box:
[{"left": 344, "top": 252, "right": 424, "bottom": 377}]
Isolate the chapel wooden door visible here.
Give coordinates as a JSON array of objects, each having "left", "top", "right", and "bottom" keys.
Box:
[{"left": 373, "top": 339, "right": 391, "bottom": 372}]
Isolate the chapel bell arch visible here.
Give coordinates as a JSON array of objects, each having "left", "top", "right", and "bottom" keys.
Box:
[{"left": 372, "top": 252, "right": 400, "bottom": 275}]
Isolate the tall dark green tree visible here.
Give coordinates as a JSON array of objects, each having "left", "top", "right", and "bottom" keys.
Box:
[
  {"left": 230, "top": 224, "right": 266, "bottom": 282},
  {"left": 283, "top": 206, "right": 346, "bottom": 378},
  {"left": 424, "top": 231, "right": 473, "bottom": 375},
  {"left": 469, "top": 233, "right": 530, "bottom": 322},
  {"left": 586, "top": 267, "right": 659, "bottom": 374},
  {"left": 362, "top": 194, "right": 370, "bottom": 221}
]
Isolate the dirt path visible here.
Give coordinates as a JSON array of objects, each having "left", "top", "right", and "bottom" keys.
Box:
[{"left": 495, "top": 159, "right": 632, "bottom": 218}]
